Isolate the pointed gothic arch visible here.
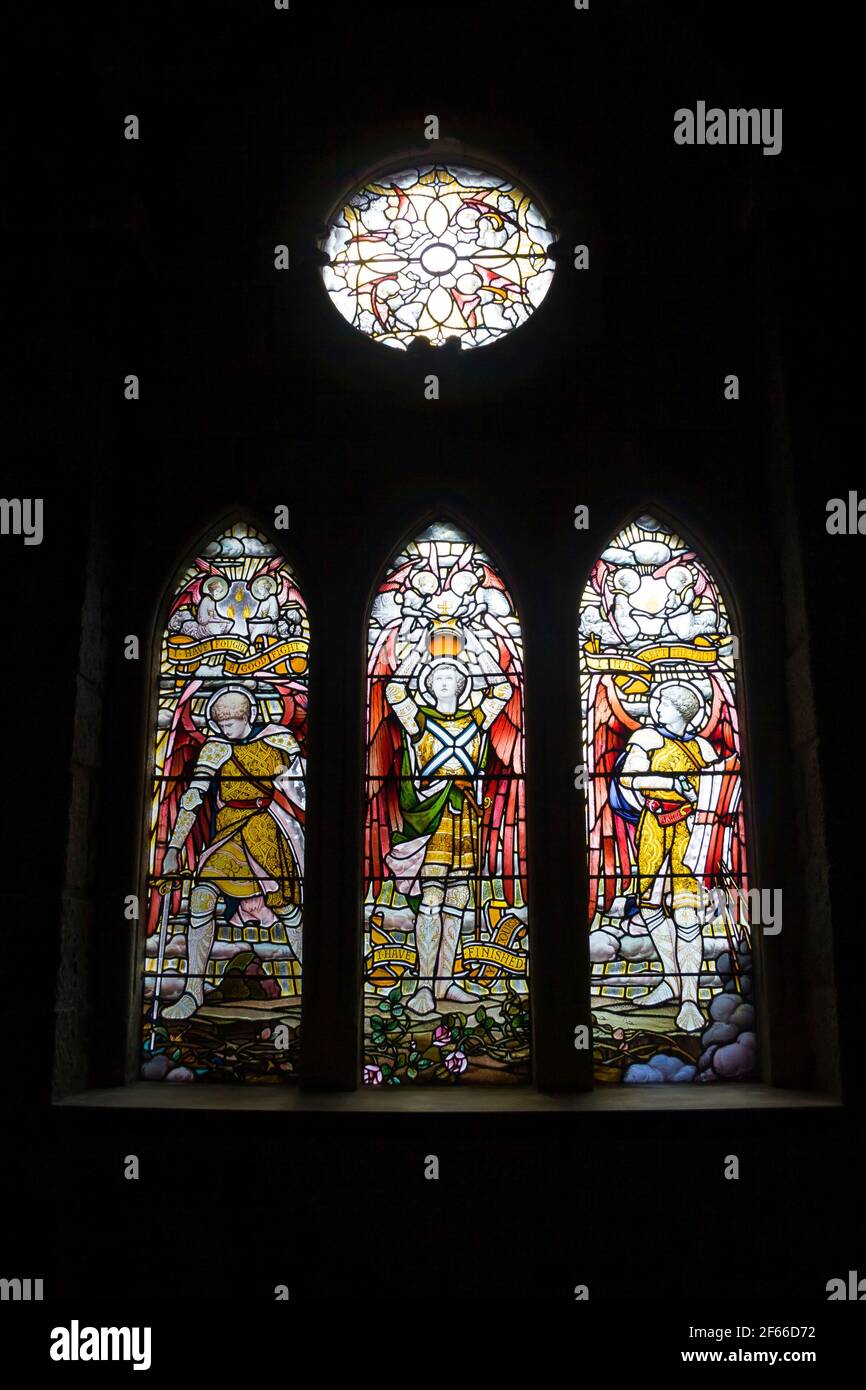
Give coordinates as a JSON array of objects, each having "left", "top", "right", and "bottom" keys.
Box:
[
  {"left": 578, "top": 510, "right": 756, "bottom": 1085},
  {"left": 361, "top": 518, "right": 530, "bottom": 1085},
  {"left": 136, "top": 518, "right": 310, "bottom": 1083}
]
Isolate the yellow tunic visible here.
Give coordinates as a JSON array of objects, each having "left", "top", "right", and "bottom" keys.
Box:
[
  {"left": 415, "top": 710, "right": 483, "bottom": 773},
  {"left": 414, "top": 709, "right": 484, "bottom": 874},
  {"left": 198, "top": 741, "right": 300, "bottom": 907},
  {"left": 635, "top": 735, "right": 703, "bottom": 911}
]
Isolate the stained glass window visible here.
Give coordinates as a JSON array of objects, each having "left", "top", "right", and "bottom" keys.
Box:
[
  {"left": 321, "top": 163, "right": 555, "bottom": 350},
  {"left": 579, "top": 516, "right": 754, "bottom": 1085},
  {"left": 363, "top": 522, "right": 530, "bottom": 1084},
  {"left": 140, "top": 521, "right": 309, "bottom": 1084}
]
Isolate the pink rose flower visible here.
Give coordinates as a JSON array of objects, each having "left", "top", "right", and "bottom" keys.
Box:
[
  {"left": 363, "top": 1065, "right": 384, "bottom": 1086},
  {"left": 444, "top": 1050, "right": 468, "bottom": 1075},
  {"left": 433, "top": 1025, "right": 452, "bottom": 1046}
]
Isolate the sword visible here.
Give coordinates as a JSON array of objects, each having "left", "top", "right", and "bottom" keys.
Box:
[
  {"left": 148, "top": 872, "right": 183, "bottom": 1050},
  {"left": 720, "top": 863, "right": 750, "bottom": 954}
]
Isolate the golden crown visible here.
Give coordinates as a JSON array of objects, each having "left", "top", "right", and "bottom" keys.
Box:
[{"left": 426, "top": 622, "right": 465, "bottom": 659}]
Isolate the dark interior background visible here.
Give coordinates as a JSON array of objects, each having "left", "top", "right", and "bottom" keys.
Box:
[{"left": 7, "top": 1, "right": 862, "bottom": 1304}]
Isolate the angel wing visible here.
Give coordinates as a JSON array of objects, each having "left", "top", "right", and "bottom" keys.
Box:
[
  {"left": 146, "top": 681, "right": 210, "bottom": 937},
  {"left": 265, "top": 680, "right": 309, "bottom": 826},
  {"left": 167, "top": 557, "right": 222, "bottom": 619},
  {"left": 696, "top": 669, "right": 748, "bottom": 890},
  {"left": 364, "top": 625, "right": 405, "bottom": 898},
  {"left": 586, "top": 674, "right": 640, "bottom": 920},
  {"left": 480, "top": 633, "right": 527, "bottom": 906},
  {"left": 270, "top": 680, "right": 308, "bottom": 757},
  {"left": 364, "top": 556, "right": 441, "bottom": 895}
]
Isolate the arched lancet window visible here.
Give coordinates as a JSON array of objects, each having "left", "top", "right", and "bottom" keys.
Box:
[
  {"left": 320, "top": 162, "right": 555, "bottom": 351},
  {"left": 363, "top": 521, "right": 529, "bottom": 1085},
  {"left": 579, "top": 514, "right": 754, "bottom": 1085},
  {"left": 139, "top": 521, "right": 309, "bottom": 1083}
]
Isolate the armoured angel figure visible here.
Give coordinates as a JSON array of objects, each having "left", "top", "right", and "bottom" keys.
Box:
[
  {"left": 152, "top": 682, "right": 307, "bottom": 1020},
  {"left": 366, "top": 539, "right": 526, "bottom": 1016}
]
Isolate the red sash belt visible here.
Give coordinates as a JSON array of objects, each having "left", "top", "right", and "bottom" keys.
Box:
[
  {"left": 224, "top": 795, "right": 273, "bottom": 809},
  {"left": 646, "top": 798, "right": 692, "bottom": 825}
]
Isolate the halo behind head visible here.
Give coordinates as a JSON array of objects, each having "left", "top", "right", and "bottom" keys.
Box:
[
  {"left": 650, "top": 680, "right": 705, "bottom": 731},
  {"left": 419, "top": 658, "right": 470, "bottom": 701},
  {"left": 251, "top": 574, "right": 277, "bottom": 600},
  {"left": 207, "top": 685, "right": 258, "bottom": 732}
]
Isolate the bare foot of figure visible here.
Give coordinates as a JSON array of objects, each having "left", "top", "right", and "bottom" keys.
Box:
[
  {"left": 407, "top": 986, "right": 436, "bottom": 1015},
  {"left": 161, "top": 991, "right": 200, "bottom": 1020},
  {"left": 634, "top": 979, "right": 678, "bottom": 1007}
]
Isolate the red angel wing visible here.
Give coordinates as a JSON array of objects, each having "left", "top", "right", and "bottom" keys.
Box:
[
  {"left": 271, "top": 679, "right": 308, "bottom": 757},
  {"left": 586, "top": 675, "right": 639, "bottom": 920},
  {"left": 364, "top": 625, "right": 405, "bottom": 897},
  {"left": 363, "top": 558, "right": 440, "bottom": 896},
  {"left": 168, "top": 557, "right": 221, "bottom": 618},
  {"left": 146, "top": 682, "right": 210, "bottom": 937},
  {"left": 699, "top": 670, "right": 748, "bottom": 892},
  {"left": 266, "top": 679, "right": 309, "bottom": 825},
  {"left": 481, "top": 635, "right": 526, "bottom": 906}
]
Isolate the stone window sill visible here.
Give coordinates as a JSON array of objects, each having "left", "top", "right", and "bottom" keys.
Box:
[{"left": 56, "top": 1082, "right": 840, "bottom": 1114}]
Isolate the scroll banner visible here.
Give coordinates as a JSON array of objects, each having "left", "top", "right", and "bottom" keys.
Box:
[
  {"left": 461, "top": 942, "right": 528, "bottom": 975},
  {"left": 226, "top": 641, "right": 308, "bottom": 676},
  {"left": 365, "top": 941, "right": 528, "bottom": 984},
  {"left": 369, "top": 946, "right": 417, "bottom": 967},
  {"left": 366, "top": 900, "right": 529, "bottom": 988},
  {"left": 583, "top": 635, "right": 725, "bottom": 694},
  {"left": 167, "top": 635, "right": 309, "bottom": 676}
]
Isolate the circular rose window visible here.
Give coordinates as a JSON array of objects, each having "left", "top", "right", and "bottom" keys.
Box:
[{"left": 320, "top": 162, "right": 555, "bottom": 351}]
